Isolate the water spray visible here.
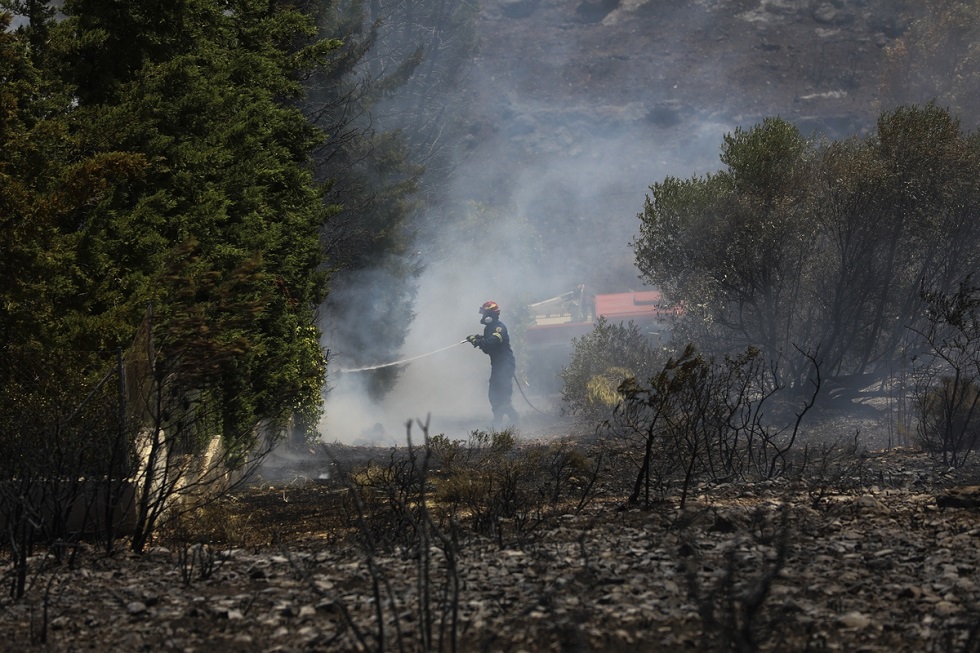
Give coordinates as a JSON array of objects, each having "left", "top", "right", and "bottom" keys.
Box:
[
  {"left": 334, "top": 340, "right": 467, "bottom": 374},
  {"left": 334, "top": 338, "right": 553, "bottom": 423}
]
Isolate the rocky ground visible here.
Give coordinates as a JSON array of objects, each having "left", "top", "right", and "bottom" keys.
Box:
[{"left": 4, "top": 445, "right": 980, "bottom": 652}]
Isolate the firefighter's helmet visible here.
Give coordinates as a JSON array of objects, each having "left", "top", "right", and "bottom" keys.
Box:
[{"left": 480, "top": 301, "right": 500, "bottom": 318}]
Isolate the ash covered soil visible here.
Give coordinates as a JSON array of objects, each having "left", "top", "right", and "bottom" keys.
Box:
[{"left": 6, "top": 447, "right": 980, "bottom": 652}]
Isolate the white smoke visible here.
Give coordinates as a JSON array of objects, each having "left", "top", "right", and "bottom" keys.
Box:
[
  {"left": 321, "top": 256, "right": 515, "bottom": 445},
  {"left": 315, "top": 1, "right": 813, "bottom": 444}
]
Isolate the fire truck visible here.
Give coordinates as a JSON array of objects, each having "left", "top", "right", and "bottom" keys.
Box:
[{"left": 523, "top": 286, "right": 680, "bottom": 397}]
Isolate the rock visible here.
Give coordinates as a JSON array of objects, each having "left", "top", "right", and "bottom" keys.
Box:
[
  {"left": 812, "top": 4, "right": 838, "bottom": 24},
  {"left": 937, "top": 486, "right": 980, "bottom": 509},
  {"left": 575, "top": 0, "right": 619, "bottom": 23},
  {"left": 855, "top": 494, "right": 890, "bottom": 512},
  {"left": 839, "top": 611, "right": 871, "bottom": 629}
]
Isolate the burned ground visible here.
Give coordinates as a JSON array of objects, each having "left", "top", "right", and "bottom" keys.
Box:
[{"left": 4, "top": 446, "right": 980, "bottom": 652}]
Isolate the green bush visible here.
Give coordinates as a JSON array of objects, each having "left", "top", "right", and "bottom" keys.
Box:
[{"left": 559, "top": 318, "right": 664, "bottom": 420}]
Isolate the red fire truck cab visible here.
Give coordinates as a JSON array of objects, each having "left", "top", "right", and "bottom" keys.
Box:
[{"left": 523, "top": 286, "right": 680, "bottom": 397}]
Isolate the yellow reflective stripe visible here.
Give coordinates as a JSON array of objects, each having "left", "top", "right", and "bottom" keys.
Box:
[{"left": 492, "top": 332, "right": 504, "bottom": 343}]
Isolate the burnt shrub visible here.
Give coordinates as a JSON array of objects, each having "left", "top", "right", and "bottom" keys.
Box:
[{"left": 915, "top": 376, "right": 980, "bottom": 465}]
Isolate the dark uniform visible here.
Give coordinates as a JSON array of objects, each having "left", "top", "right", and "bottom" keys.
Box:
[{"left": 468, "top": 301, "right": 519, "bottom": 427}]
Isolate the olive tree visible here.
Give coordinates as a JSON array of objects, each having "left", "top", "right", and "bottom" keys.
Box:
[{"left": 634, "top": 105, "right": 980, "bottom": 397}]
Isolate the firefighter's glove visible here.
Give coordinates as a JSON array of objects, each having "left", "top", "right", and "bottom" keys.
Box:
[{"left": 466, "top": 335, "right": 480, "bottom": 347}]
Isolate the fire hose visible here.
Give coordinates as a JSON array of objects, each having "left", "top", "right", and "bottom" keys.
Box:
[
  {"left": 336, "top": 339, "right": 550, "bottom": 415},
  {"left": 334, "top": 341, "right": 467, "bottom": 373},
  {"left": 513, "top": 372, "right": 550, "bottom": 415}
]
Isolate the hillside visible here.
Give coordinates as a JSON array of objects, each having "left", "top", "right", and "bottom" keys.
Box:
[
  {"left": 466, "top": 0, "right": 906, "bottom": 163},
  {"left": 477, "top": 0, "right": 905, "bottom": 129},
  {"left": 447, "top": 0, "right": 915, "bottom": 298}
]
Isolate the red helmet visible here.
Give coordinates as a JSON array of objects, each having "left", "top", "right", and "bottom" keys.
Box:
[{"left": 480, "top": 300, "right": 500, "bottom": 317}]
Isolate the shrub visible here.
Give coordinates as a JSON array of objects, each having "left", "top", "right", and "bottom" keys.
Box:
[
  {"left": 345, "top": 428, "right": 599, "bottom": 549},
  {"left": 602, "top": 344, "right": 820, "bottom": 508},
  {"left": 915, "top": 376, "right": 980, "bottom": 465},
  {"left": 560, "top": 318, "right": 664, "bottom": 420}
]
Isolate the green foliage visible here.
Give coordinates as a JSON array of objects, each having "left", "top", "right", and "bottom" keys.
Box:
[
  {"left": 48, "top": 0, "right": 337, "bottom": 440},
  {"left": 633, "top": 173, "right": 731, "bottom": 299},
  {"left": 636, "top": 118, "right": 815, "bottom": 363},
  {"left": 0, "top": 0, "right": 340, "bottom": 557},
  {"left": 0, "top": 11, "right": 145, "bottom": 362},
  {"left": 559, "top": 318, "right": 664, "bottom": 420},
  {"left": 720, "top": 116, "right": 812, "bottom": 200},
  {"left": 634, "top": 106, "right": 980, "bottom": 385},
  {"left": 310, "top": 0, "right": 478, "bottom": 398}
]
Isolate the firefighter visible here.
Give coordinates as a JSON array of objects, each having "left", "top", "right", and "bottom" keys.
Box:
[{"left": 466, "top": 300, "right": 519, "bottom": 428}]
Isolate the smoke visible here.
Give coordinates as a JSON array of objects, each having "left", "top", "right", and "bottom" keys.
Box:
[
  {"left": 317, "top": 0, "right": 900, "bottom": 444},
  {"left": 316, "top": 2, "right": 737, "bottom": 444},
  {"left": 321, "top": 253, "right": 516, "bottom": 445},
  {"left": 321, "top": 191, "right": 568, "bottom": 441},
  {"left": 317, "top": 130, "right": 725, "bottom": 445}
]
